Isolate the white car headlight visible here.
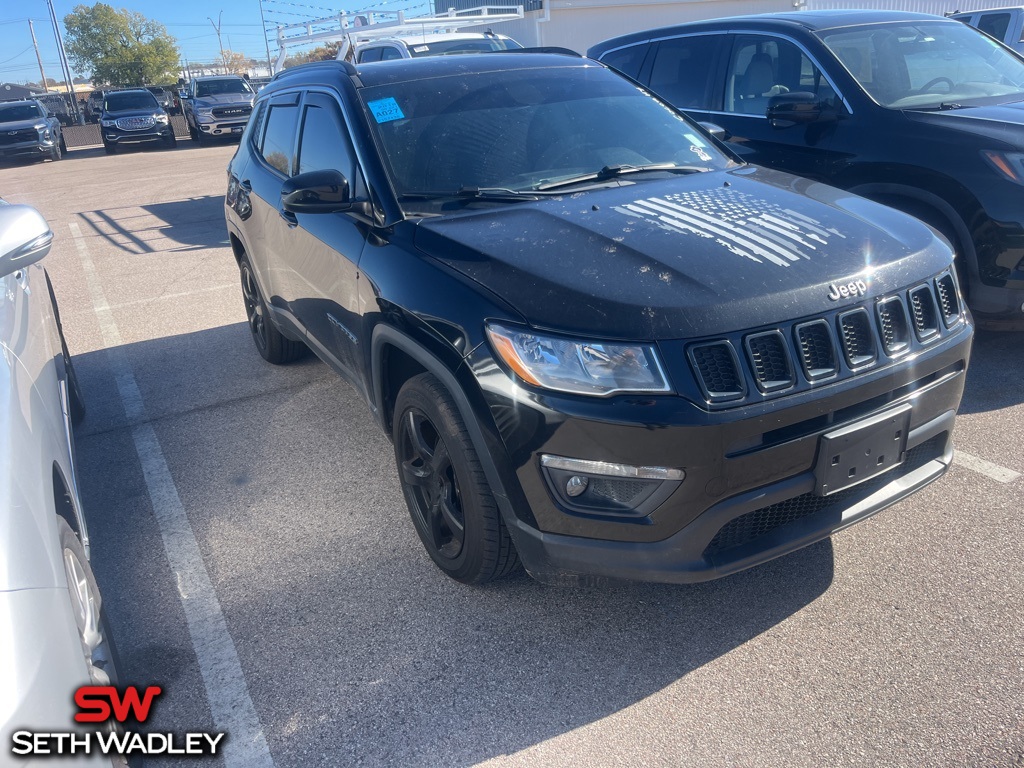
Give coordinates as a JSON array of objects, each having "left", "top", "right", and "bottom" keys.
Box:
[
  {"left": 197, "top": 107, "right": 213, "bottom": 116},
  {"left": 486, "top": 323, "right": 671, "bottom": 396},
  {"left": 100, "top": 119, "right": 115, "bottom": 127},
  {"left": 155, "top": 113, "right": 169, "bottom": 123}
]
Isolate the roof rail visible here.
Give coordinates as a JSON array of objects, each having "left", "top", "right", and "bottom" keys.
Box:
[
  {"left": 273, "top": 5, "right": 526, "bottom": 71},
  {"left": 271, "top": 59, "right": 357, "bottom": 82}
]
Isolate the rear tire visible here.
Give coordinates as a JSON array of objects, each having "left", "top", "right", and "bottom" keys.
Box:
[
  {"left": 393, "top": 373, "right": 520, "bottom": 584},
  {"left": 238, "top": 255, "right": 306, "bottom": 364}
]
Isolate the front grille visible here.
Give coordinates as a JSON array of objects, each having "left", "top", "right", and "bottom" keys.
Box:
[
  {"left": 212, "top": 105, "right": 251, "bottom": 120},
  {"left": 876, "top": 297, "right": 911, "bottom": 355},
  {"left": 689, "top": 341, "right": 745, "bottom": 401},
  {"left": 794, "top": 320, "right": 837, "bottom": 380},
  {"left": 703, "top": 436, "right": 944, "bottom": 557},
  {"left": 838, "top": 308, "right": 877, "bottom": 368},
  {"left": 934, "top": 273, "right": 961, "bottom": 327},
  {"left": 0, "top": 128, "right": 37, "bottom": 145},
  {"left": 745, "top": 331, "right": 794, "bottom": 392},
  {"left": 114, "top": 116, "right": 156, "bottom": 131},
  {"left": 687, "top": 273, "right": 962, "bottom": 409},
  {"left": 588, "top": 478, "right": 651, "bottom": 504},
  {"left": 908, "top": 284, "right": 940, "bottom": 341}
]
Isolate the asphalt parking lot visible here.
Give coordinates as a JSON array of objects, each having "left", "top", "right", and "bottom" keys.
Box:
[{"left": 3, "top": 144, "right": 1023, "bottom": 767}]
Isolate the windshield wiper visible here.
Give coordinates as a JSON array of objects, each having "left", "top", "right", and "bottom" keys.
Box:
[
  {"left": 536, "top": 163, "right": 710, "bottom": 191},
  {"left": 454, "top": 186, "right": 538, "bottom": 201}
]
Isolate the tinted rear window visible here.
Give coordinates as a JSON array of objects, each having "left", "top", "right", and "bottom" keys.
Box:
[{"left": 648, "top": 35, "right": 722, "bottom": 109}]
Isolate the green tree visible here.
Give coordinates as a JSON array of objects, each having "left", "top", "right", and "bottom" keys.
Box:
[
  {"left": 64, "top": 4, "right": 179, "bottom": 87},
  {"left": 283, "top": 41, "right": 339, "bottom": 69}
]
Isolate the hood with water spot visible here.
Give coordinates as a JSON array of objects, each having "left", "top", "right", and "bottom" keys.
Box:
[{"left": 414, "top": 166, "right": 955, "bottom": 339}]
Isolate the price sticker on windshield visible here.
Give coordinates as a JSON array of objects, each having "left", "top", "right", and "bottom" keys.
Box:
[{"left": 367, "top": 97, "right": 405, "bottom": 124}]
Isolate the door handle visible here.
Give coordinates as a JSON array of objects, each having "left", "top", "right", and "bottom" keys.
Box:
[{"left": 279, "top": 209, "right": 298, "bottom": 227}]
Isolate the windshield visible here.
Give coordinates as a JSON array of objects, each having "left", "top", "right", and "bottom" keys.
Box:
[
  {"left": 0, "top": 104, "right": 43, "bottom": 122},
  {"left": 360, "top": 64, "right": 734, "bottom": 208},
  {"left": 408, "top": 38, "right": 523, "bottom": 57},
  {"left": 820, "top": 21, "right": 1024, "bottom": 109},
  {"left": 195, "top": 79, "right": 254, "bottom": 97},
  {"left": 105, "top": 92, "right": 159, "bottom": 111}
]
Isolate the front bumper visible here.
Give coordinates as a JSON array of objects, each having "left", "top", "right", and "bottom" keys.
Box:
[
  {"left": 475, "top": 312, "right": 973, "bottom": 585},
  {"left": 0, "top": 139, "right": 53, "bottom": 159},
  {"left": 197, "top": 118, "right": 248, "bottom": 137},
  {"left": 104, "top": 124, "right": 173, "bottom": 146}
]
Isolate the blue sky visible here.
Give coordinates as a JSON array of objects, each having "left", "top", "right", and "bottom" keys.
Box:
[{"left": 0, "top": 0, "right": 430, "bottom": 83}]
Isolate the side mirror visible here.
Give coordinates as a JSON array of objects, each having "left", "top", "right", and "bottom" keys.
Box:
[
  {"left": 767, "top": 92, "right": 823, "bottom": 129},
  {"left": 698, "top": 122, "right": 727, "bottom": 141},
  {"left": 281, "top": 169, "right": 352, "bottom": 214},
  {"left": 0, "top": 204, "right": 53, "bottom": 279}
]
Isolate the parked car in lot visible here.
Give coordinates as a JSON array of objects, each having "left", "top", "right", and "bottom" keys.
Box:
[
  {"left": 950, "top": 6, "right": 1024, "bottom": 53},
  {"left": 0, "top": 202, "right": 123, "bottom": 752},
  {"left": 100, "top": 89, "right": 176, "bottom": 154},
  {"left": 146, "top": 85, "right": 175, "bottom": 114},
  {"left": 225, "top": 54, "right": 972, "bottom": 586},
  {"left": 35, "top": 92, "right": 74, "bottom": 126},
  {"left": 0, "top": 99, "right": 65, "bottom": 162},
  {"left": 181, "top": 75, "right": 255, "bottom": 144},
  {"left": 85, "top": 90, "right": 104, "bottom": 123},
  {"left": 590, "top": 11, "right": 1024, "bottom": 329}
]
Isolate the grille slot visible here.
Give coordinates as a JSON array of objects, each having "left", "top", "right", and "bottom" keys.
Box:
[
  {"left": 689, "top": 341, "right": 745, "bottom": 401},
  {"left": 794, "top": 320, "right": 837, "bottom": 381},
  {"left": 934, "top": 273, "right": 961, "bottom": 327},
  {"left": 837, "top": 309, "right": 877, "bottom": 368},
  {"left": 908, "top": 284, "right": 940, "bottom": 342},
  {"left": 114, "top": 116, "right": 156, "bottom": 131},
  {"left": 876, "top": 297, "right": 911, "bottom": 356},
  {"left": 212, "top": 105, "right": 252, "bottom": 119},
  {"left": 703, "top": 436, "right": 944, "bottom": 557},
  {"left": 744, "top": 331, "right": 795, "bottom": 392}
]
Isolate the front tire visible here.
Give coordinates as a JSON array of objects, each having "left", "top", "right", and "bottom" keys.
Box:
[
  {"left": 103, "top": 141, "right": 115, "bottom": 155},
  {"left": 238, "top": 255, "right": 306, "bottom": 364},
  {"left": 163, "top": 132, "right": 177, "bottom": 149},
  {"left": 393, "top": 373, "right": 519, "bottom": 584}
]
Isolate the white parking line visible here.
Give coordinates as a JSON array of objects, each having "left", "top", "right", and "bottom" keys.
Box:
[
  {"left": 955, "top": 450, "right": 1022, "bottom": 484},
  {"left": 68, "top": 220, "right": 274, "bottom": 768}
]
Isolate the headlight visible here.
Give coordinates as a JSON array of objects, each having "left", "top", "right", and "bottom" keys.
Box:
[
  {"left": 486, "top": 323, "right": 671, "bottom": 396},
  {"left": 155, "top": 113, "right": 169, "bottom": 123},
  {"left": 197, "top": 107, "right": 213, "bottom": 116},
  {"left": 982, "top": 150, "right": 1024, "bottom": 184},
  {"left": 100, "top": 119, "right": 115, "bottom": 127}
]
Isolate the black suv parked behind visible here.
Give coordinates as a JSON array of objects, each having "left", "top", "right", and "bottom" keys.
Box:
[
  {"left": 590, "top": 11, "right": 1024, "bottom": 329},
  {"left": 100, "top": 89, "right": 176, "bottom": 154},
  {"left": 225, "top": 55, "right": 972, "bottom": 585}
]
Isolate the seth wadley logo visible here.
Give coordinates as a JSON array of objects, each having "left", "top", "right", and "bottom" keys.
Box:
[{"left": 10, "top": 685, "right": 226, "bottom": 758}]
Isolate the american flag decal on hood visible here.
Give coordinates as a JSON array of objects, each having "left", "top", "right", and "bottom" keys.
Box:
[{"left": 616, "top": 187, "right": 847, "bottom": 268}]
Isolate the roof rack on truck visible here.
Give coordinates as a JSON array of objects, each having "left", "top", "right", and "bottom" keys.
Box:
[{"left": 273, "top": 5, "right": 525, "bottom": 71}]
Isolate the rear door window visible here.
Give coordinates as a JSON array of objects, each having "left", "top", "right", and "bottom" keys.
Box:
[
  {"left": 977, "top": 12, "right": 1012, "bottom": 41},
  {"left": 379, "top": 46, "right": 403, "bottom": 61},
  {"left": 359, "top": 47, "right": 383, "bottom": 63},
  {"left": 260, "top": 96, "right": 300, "bottom": 176},
  {"left": 646, "top": 35, "right": 723, "bottom": 109}
]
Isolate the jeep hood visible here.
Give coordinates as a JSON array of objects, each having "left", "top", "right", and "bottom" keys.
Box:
[{"left": 414, "top": 166, "right": 954, "bottom": 339}]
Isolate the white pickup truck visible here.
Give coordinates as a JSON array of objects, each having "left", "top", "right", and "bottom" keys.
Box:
[{"left": 950, "top": 7, "right": 1024, "bottom": 52}]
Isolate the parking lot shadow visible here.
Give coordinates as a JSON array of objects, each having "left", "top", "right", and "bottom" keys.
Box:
[
  {"left": 76, "top": 195, "right": 227, "bottom": 255},
  {"left": 958, "top": 329, "right": 1024, "bottom": 413},
  {"left": 71, "top": 321, "right": 836, "bottom": 767}
]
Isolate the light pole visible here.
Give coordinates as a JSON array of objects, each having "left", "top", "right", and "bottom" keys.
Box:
[
  {"left": 45, "top": 0, "right": 83, "bottom": 124},
  {"left": 208, "top": 12, "right": 225, "bottom": 73},
  {"left": 258, "top": 0, "right": 274, "bottom": 75}
]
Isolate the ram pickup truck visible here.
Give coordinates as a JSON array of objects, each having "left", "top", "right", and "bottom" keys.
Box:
[{"left": 181, "top": 75, "right": 255, "bottom": 144}]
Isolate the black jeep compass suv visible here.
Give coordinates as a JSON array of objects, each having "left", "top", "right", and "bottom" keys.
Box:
[{"left": 224, "top": 55, "right": 973, "bottom": 585}]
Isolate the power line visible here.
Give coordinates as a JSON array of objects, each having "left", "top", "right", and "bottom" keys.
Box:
[{"left": 0, "top": 45, "right": 34, "bottom": 66}]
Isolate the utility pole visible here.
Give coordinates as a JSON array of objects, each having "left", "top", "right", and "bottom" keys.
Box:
[
  {"left": 28, "top": 20, "right": 48, "bottom": 92},
  {"left": 45, "top": 0, "right": 82, "bottom": 124},
  {"left": 208, "top": 12, "right": 225, "bottom": 73},
  {"left": 258, "top": 0, "right": 274, "bottom": 75}
]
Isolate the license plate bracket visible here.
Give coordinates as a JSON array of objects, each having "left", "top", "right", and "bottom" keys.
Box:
[{"left": 814, "top": 404, "right": 912, "bottom": 496}]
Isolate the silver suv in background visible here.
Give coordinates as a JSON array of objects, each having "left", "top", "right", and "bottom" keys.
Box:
[
  {"left": 180, "top": 75, "right": 255, "bottom": 144},
  {"left": 352, "top": 30, "right": 522, "bottom": 63}
]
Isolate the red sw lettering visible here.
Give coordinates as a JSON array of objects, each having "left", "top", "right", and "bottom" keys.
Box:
[{"left": 74, "top": 685, "right": 163, "bottom": 723}]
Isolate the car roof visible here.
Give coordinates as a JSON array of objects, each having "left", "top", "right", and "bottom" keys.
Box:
[
  {"left": 105, "top": 89, "right": 153, "bottom": 96},
  {"left": 589, "top": 10, "right": 959, "bottom": 53},
  {"left": 267, "top": 52, "right": 585, "bottom": 93},
  {"left": 0, "top": 99, "right": 42, "bottom": 107},
  {"left": 950, "top": 5, "right": 1024, "bottom": 13}
]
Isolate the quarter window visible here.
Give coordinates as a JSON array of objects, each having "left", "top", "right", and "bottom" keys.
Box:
[
  {"left": 647, "top": 35, "right": 721, "bottom": 109},
  {"left": 599, "top": 44, "right": 647, "bottom": 80},
  {"left": 260, "top": 100, "right": 299, "bottom": 176}
]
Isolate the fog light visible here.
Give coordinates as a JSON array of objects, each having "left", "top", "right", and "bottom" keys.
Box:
[{"left": 565, "top": 476, "right": 588, "bottom": 497}]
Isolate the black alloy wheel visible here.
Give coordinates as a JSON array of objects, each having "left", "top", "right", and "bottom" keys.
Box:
[
  {"left": 238, "top": 256, "right": 305, "bottom": 364},
  {"left": 393, "top": 373, "right": 519, "bottom": 583}
]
